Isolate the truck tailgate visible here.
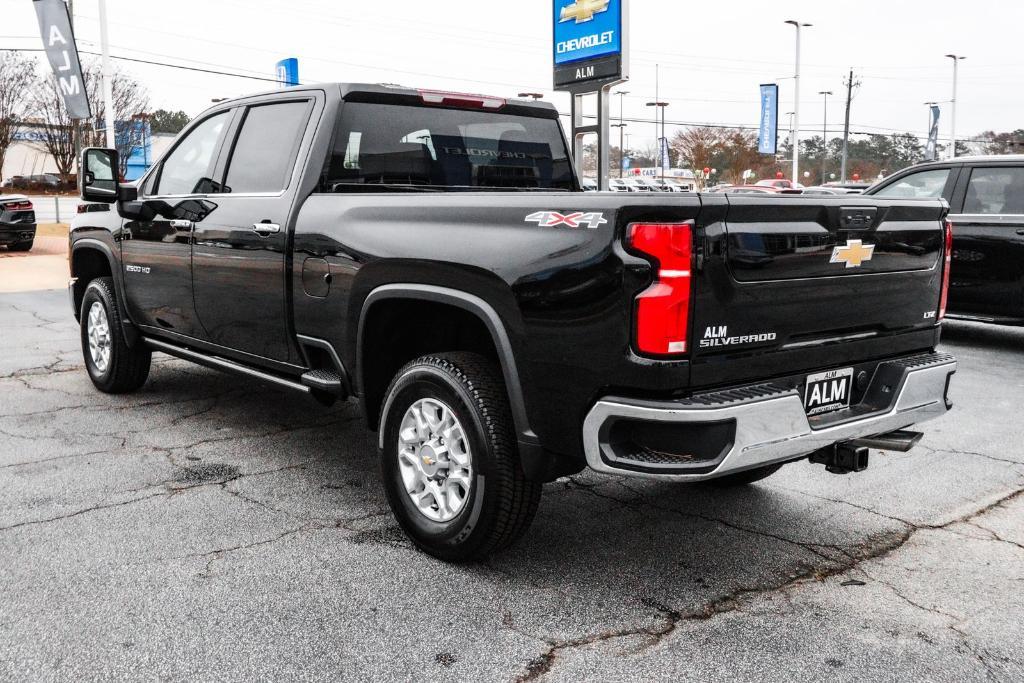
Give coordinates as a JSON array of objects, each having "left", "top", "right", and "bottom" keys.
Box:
[{"left": 689, "top": 195, "right": 948, "bottom": 388}]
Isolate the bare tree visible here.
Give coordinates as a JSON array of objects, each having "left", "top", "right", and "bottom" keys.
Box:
[
  {"left": 0, "top": 51, "right": 40, "bottom": 182},
  {"left": 671, "top": 127, "right": 721, "bottom": 189},
  {"left": 83, "top": 64, "right": 151, "bottom": 178},
  {"left": 30, "top": 74, "right": 78, "bottom": 183},
  {"left": 714, "top": 129, "right": 763, "bottom": 185}
]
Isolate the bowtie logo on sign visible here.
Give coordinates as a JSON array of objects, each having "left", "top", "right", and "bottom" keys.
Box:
[{"left": 559, "top": 0, "right": 611, "bottom": 24}]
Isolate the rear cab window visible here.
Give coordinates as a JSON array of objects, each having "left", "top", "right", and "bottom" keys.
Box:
[{"left": 321, "top": 101, "right": 575, "bottom": 192}]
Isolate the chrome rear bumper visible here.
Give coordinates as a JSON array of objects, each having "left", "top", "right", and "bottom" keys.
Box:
[{"left": 583, "top": 352, "right": 956, "bottom": 481}]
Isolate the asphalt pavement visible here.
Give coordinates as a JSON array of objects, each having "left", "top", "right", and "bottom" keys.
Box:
[{"left": 0, "top": 289, "right": 1021, "bottom": 681}]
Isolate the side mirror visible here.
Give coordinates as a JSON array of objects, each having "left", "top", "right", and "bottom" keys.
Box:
[{"left": 80, "top": 147, "right": 119, "bottom": 203}]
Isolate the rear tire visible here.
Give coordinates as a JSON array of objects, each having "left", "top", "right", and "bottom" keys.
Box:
[
  {"left": 709, "top": 463, "right": 785, "bottom": 488},
  {"left": 379, "top": 352, "right": 542, "bottom": 562},
  {"left": 80, "top": 277, "right": 151, "bottom": 394},
  {"left": 7, "top": 239, "right": 33, "bottom": 252}
]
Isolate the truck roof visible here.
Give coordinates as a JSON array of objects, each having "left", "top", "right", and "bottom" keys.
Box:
[{"left": 205, "top": 82, "right": 561, "bottom": 120}]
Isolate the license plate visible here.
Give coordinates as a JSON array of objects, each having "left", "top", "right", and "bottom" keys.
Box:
[{"left": 804, "top": 367, "right": 854, "bottom": 416}]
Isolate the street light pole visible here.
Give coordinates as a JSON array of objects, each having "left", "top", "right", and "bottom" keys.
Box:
[
  {"left": 945, "top": 54, "right": 965, "bottom": 159},
  {"left": 819, "top": 90, "right": 833, "bottom": 184},
  {"left": 647, "top": 101, "right": 669, "bottom": 178},
  {"left": 611, "top": 123, "right": 627, "bottom": 178},
  {"left": 785, "top": 20, "right": 812, "bottom": 184},
  {"left": 98, "top": 0, "right": 116, "bottom": 150},
  {"left": 615, "top": 90, "right": 629, "bottom": 177}
]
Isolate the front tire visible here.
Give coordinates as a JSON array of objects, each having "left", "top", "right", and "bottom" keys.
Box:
[
  {"left": 379, "top": 353, "right": 541, "bottom": 562},
  {"left": 80, "top": 277, "right": 151, "bottom": 394}
]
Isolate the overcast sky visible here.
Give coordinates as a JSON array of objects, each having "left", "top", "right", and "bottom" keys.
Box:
[{"left": 4, "top": 0, "right": 1022, "bottom": 148}]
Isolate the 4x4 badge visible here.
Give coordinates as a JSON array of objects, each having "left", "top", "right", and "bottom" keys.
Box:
[
  {"left": 525, "top": 211, "right": 607, "bottom": 230},
  {"left": 831, "top": 239, "right": 876, "bottom": 269}
]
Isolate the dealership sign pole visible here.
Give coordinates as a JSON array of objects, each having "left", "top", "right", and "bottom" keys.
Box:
[{"left": 553, "top": 0, "right": 629, "bottom": 191}]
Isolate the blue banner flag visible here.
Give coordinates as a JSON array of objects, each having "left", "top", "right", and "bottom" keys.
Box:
[
  {"left": 758, "top": 84, "right": 779, "bottom": 155},
  {"left": 925, "top": 105, "right": 941, "bottom": 161},
  {"left": 276, "top": 58, "right": 300, "bottom": 87}
]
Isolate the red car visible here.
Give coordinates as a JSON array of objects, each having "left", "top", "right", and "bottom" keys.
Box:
[{"left": 756, "top": 178, "right": 798, "bottom": 189}]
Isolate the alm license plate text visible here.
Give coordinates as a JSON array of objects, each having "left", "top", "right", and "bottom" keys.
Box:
[{"left": 804, "top": 367, "right": 854, "bottom": 416}]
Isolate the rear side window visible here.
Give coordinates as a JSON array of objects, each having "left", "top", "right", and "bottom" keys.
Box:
[
  {"left": 156, "top": 112, "right": 229, "bottom": 195},
  {"left": 224, "top": 101, "right": 311, "bottom": 194},
  {"left": 873, "top": 168, "right": 950, "bottom": 199},
  {"left": 963, "top": 167, "right": 1024, "bottom": 214},
  {"left": 322, "top": 102, "right": 574, "bottom": 191}
]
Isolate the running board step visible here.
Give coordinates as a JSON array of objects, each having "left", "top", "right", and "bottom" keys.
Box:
[
  {"left": 300, "top": 368, "right": 347, "bottom": 397},
  {"left": 143, "top": 337, "right": 311, "bottom": 395}
]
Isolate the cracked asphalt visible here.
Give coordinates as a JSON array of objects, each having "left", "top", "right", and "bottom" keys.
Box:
[{"left": 1, "top": 289, "right": 1022, "bottom": 681}]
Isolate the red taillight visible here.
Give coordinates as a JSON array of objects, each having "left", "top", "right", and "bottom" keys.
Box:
[
  {"left": 628, "top": 222, "right": 694, "bottom": 356},
  {"left": 939, "top": 220, "right": 953, "bottom": 320},
  {"left": 418, "top": 89, "right": 506, "bottom": 110},
  {"left": 4, "top": 201, "right": 32, "bottom": 211}
]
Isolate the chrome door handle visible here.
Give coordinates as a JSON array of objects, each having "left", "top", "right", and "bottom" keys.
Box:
[
  {"left": 252, "top": 222, "right": 281, "bottom": 236},
  {"left": 169, "top": 219, "right": 194, "bottom": 229}
]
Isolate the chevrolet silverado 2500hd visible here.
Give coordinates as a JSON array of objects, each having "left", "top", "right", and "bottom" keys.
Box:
[{"left": 69, "top": 84, "right": 956, "bottom": 561}]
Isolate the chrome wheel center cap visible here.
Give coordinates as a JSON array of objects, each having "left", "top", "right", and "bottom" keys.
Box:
[{"left": 418, "top": 445, "right": 442, "bottom": 477}]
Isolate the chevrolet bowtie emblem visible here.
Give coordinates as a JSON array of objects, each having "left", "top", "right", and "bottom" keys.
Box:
[
  {"left": 830, "top": 239, "right": 876, "bottom": 269},
  {"left": 560, "top": 0, "right": 610, "bottom": 23}
]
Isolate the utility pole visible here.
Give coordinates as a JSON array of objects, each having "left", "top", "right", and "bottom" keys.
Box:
[
  {"left": 98, "top": 0, "right": 116, "bottom": 150},
  {"left": 785, "top": 20, "right": 812, "bottom": 184},
  {"left": 840, "top": 69, "right": 858, "bottom": 182},
  {"left": 945, "top": 54, "right": 965, "bottom": 158}
]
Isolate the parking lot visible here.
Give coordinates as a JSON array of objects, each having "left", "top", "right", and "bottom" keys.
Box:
[{"left": 1, "top": 271, "right": 1022, "bottom": 680}]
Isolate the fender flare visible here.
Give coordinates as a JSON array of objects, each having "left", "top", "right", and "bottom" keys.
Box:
[
  {"left": 357, "top": 284, "right": 537, "bottom": 450},
  {"left": 71, "top": 238, "right": 138, "bottom": 346}
]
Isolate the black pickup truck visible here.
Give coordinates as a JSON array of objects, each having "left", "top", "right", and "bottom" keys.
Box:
[{"left": 70, "top": 83, "right": 957, "bottom": 561}]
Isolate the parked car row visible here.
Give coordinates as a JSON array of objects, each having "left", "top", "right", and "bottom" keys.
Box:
[
  {"left": 583, "top": 177, "right": 695, "bottom": 192},
  {"left": 586, "top": 177, "right": 872, "bottom": 196},
  {"left": 1, "top": 174, "right": 77, "bottom": 193}
]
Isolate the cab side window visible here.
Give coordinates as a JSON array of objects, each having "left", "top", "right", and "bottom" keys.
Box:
[
  {"left": 223, "top": 101, "right": 311, "bottom": 194},
  {"left": 155, "top": 112, "right": 230, "bottom": 196},
  {"left": 873, "top": 168, "right": 950, "bottom": 199},
  {"left": 963, "top": 167, "right": 1024, "bottom": 215}
]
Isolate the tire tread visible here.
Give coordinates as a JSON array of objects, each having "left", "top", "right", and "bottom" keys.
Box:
[
  {"left": 82, "top": 277, "right": 151, "bottom": 393},
  {"left": 382, "top": 352, "right": 541, "bottom": 560}
]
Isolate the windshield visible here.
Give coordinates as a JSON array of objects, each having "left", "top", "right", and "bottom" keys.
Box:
[{"left": 321, "top": 102, "right": 575, "bottom": 192}]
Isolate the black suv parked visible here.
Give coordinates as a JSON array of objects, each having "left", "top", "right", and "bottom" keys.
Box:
[{"left": 866, "top": 155, "right": 1024, "bottom": 325}]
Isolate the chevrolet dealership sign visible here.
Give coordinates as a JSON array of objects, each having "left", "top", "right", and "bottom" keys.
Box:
[{"left": 553, "top": 0, "right": 628, "bottom": 91}]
